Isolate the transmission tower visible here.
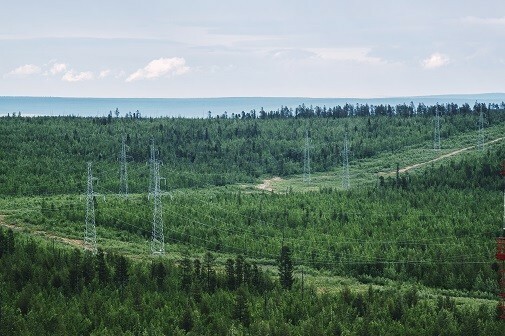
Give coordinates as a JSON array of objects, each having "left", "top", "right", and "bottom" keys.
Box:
[
  {"left": 148, "top": 138, "right": 156, "bottom": 200},
  {"left": 478, "top": 105, "right": 485, "bottom": 151},
  {"left": 84, "top": 162, "right": 98, "bottom": 255},
  {"left": 151, "top": 149, "right": 165, "bottom": 255},
  {"left": 496, "top": 161, "right": 505, "bottom": 319},
  {"left": 434, "top": 105, "right": 441, "bottom": 150},
  {"left": 119, "top": 135, "right": 129, "bottom": 197},
  {"left": 303, "top": 129, "right": 311, "bottom": 183},
  {"left": 342, "top": 133, "right": 350, "bottom": 190}
]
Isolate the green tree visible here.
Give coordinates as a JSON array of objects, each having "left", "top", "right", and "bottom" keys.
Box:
[
  {"left": 96, "top": 249, "right": 108, "bottom": 284},
  {"left": 233, "top": 287, "right": 251, "bottom": 327},
  {"left": 278, "top": 245, "right": 294, "bottom": 290},
  {"left": 203, "top": 251, "right": 216, "bottom": 292},
  {"left": 5, "top": 229, "right": 14, "bottom": 255},
  {"left": 235, "top": 255, "right": 245, "bottom": 287},
  {"left": 114, "top": 255, "right": 129, "bottom": 286},
  {"left": 225, "top": 258, "right": 235, "bottom": 290},
  {"left": 180, "top": 257, "right": 193, "bottom": 292}
]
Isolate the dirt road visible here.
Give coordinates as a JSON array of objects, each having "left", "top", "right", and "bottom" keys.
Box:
[
  {"left": 256, "top": 177, "right": 282, "bottom": 192},
  {"left": 0, "top": 214, "right": 86, "bottom": 250},
  {"left": 387, "top": 136, "right": 504, "bottom": 176}
]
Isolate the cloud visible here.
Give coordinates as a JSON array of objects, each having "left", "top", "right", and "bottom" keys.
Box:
[
  {"left": 270, "top": 49, "right": 316, "bottom": 60},
  {"left": 115, "top": 70, "right": 127, "bottom": 79},
  {"left": 98, "top": 69, "right": 111, "bottom": 79},
  {"left": 421, "top": 53, "right": 450, "bottom": 69},
  {"left": 62, "top": 70, "right": 94, "bottom": 82},
  {"left": 126, "top": 57, "right": 189, "bottom": 82},
  {"left": 461, "top": 16, "right": 505, "bottom": 26},
  {"left": 50, "top": 63, "right": 67, "bottom": 75},
  {"left": 308, "top": 48, "right": 384, "bottom": 65},
  {"left": 7, "top": 64, "right": 41, "bottom": 76}
]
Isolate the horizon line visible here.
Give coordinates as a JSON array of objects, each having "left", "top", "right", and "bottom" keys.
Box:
[{"left": 1, "top": 92, "right": 505, "bottom": 100}]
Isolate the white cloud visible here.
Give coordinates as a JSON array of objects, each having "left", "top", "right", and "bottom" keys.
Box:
[
  {"left": 98, "top": 69, "right": 111, "bottom": 79},
  {"left": 62, "top": 70, "right": 94, "bottom": 82},
  {"left": 462, "top": 16, "right": 505, "bottom": 26},
  {"left": 50, "top": 63, "right": 67, "bottom": 75},
  {"left": 308, "top": 48, "right": 384, "bottom": 65},
  {"left": 7, "top": 64, "right": 41, "bottom": 76},
  {"left": 115, "top": 70, "right": 127, "bottom": 79},
  {"left": 270, "top": 49, "right": 316, "bottom": 60},
  {"left": 126, "top": 57, "right": 189, "bottom": 82},
  {"left": 421, "top": 53, "right": 450, "bottom": 69}
]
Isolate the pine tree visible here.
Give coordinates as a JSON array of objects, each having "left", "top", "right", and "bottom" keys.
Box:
[
  {"left": 0, "top": 229, "right": 5, "bottom": 258},
  {"left": 225, "top": 258, "right": 235, "bottom": 290},
  {"left": 5, "top": 229, "right": 14, "bottom": 255},
  {"left": 114, "top": 255, "right": 129, "bottom": 287},
  {"left": 235, "top": 255, "right": 245, "bottom": 287},
  {"left": 278, "top": 245, "right": 294, "bottom": 290},
  {"left": 96, "top": 249, "right": 108, "bottom": 284},
  {"left": 179, "top": 305, "right": 193, "bottom": 332},
  {"left": 150, "top": 261, "right": 166, "bottom": 289},
  {"left": 233, "top": 287, "right": 251, "bottom": 327},
  {"left": 203, "top": 252, "right": 216, "bottom": 292},
  {"left": 180, "top": 258, "right": 193, "bottom": 292}
]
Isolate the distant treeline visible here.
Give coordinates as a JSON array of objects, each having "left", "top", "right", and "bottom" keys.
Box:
[{"left": 207, "top": 101, "right": 501, "bottom": 120}]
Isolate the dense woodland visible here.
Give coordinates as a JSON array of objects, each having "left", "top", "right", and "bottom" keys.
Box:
[
  {"left": 0, "top": 102, "right": 504, "bottom": 195},
  {"left": 1, "top": 103, "right": 505, "bottom": 334},
  {"left": 0, "top": 228, "right": 503, "bottom": 335}
]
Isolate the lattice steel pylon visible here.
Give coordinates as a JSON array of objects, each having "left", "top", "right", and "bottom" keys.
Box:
[
  {"left": 434, "top": 105, "right": 441, "bottom": 151},
  {"left": 342, "top": 133, "right": 350, "bottom": 190},
  {"left": 303, "top": 129, "right": 311, "bottom": 183},
  {"left": 84, "top": 162, "right": 98, "bottom": 255},
  {"left": 496, "top": 161, "right": 505, "bottom": 319},
  {"left": 148, "top": 138, "right": 155, "bottom": 200},
  {"left": 151, "top": 150, "right": 165, "bottom": 254},
  {"left": 478, "top": 105, "right": 485, "bottom": 151},
  {"left": 119, "top": 135, "right": 129, "bottom": 197}
]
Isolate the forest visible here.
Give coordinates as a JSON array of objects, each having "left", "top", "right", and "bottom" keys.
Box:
[
  {"left": 0, "top": 102, "right": 504, "bottom": 196},
  {"left": 0, "top": 102, "right": 504, "bottom": 334}
]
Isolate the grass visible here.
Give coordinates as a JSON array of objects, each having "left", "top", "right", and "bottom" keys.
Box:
[{"left": 247, "top": 122, "right": 505, "bottom": 193}]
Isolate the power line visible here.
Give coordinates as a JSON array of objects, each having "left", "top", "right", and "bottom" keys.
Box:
[
  {"left": 119, "top": 135, "right": 129, "bottom": 197},
  {"left": 3, "top": 194, "right": 494, "bottom": 266},
  {"left": 478, "top": 104, "right": 485, "bottom": 151},
  {"left": 342, "top": 132, "right": 350, "bottom": 190},
  {"left": 151, "top": 141, "right": 165, "bottom": 255},
  {"left": 84, "top": 162, "right": 98, "bottom": 255},
  {"left": 434, "top": 105, "right": 441, "bottom": 151},
  {"left": 95, "top": 206, "right": 492, "bottom": 266},
  {"left": 148, "top": 138, "right": 155, "bottom": 200},
  {"left": 303, "top": 128, "right": 311, "bottom": 183}
]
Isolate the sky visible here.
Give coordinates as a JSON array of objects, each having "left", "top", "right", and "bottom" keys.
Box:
[{"left": 1, "top": 0, "right": 505, "bottom": 98}]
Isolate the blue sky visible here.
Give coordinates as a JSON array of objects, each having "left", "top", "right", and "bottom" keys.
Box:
[{"left": 1, "top": 0, "right": 505, "bottom": 98}]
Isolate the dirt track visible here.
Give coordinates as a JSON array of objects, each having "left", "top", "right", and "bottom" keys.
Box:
[
  {"left": 387, "top": 136, "right": 504, "bottom": 176},
  {"left": 0, "top": 214, "right": 86, "bottom": 250},
  {"left": 256, "top": 177, "right": 282, "bottom": 191}
]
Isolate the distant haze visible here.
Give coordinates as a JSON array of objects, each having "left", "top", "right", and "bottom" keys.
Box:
[{"left": 1, "top": 94, "right": 504, "bottom": 118}]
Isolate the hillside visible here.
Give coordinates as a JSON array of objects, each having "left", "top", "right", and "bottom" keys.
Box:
[{"left": 0, "top": 105, "right": 504, "bottom": 334}]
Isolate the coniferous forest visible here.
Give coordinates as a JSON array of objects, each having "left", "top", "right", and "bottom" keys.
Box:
[{"left": 0, "top": 102, "right": 504, "bottom": 335}]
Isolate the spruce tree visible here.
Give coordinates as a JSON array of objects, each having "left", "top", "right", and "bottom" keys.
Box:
[
  {"left": 278, "top": 245, "right": 294, "bottom": 290},
  {"left": 233, "top": 287, "right": 250, "bottom": 327}
]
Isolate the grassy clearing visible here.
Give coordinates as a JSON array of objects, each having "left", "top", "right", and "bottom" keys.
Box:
[{"left": 250, "top": 122, "right": 504, "bottom": 193}]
